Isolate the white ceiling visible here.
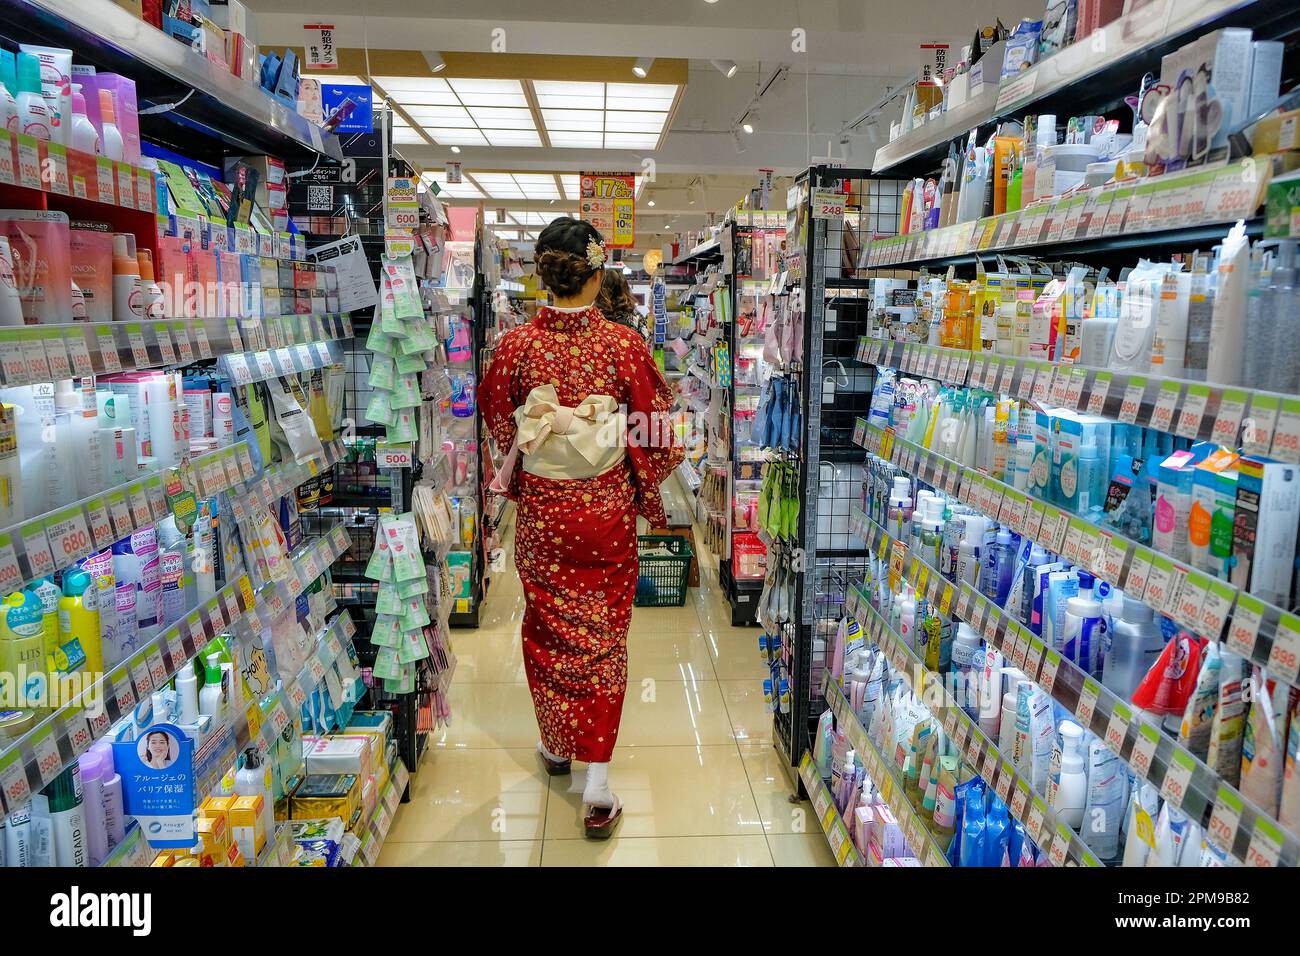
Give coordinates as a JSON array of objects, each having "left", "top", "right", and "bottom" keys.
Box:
[{"left": 253, "top": 0, "right": 1040, "bottom": 246}]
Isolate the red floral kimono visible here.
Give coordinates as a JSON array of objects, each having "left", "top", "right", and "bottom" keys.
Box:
[{"left": 480, "top": 304, "right": 682, "bottom": 762}]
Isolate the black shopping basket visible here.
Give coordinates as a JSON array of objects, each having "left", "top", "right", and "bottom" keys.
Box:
[{"left": 635, "top": 535, "right": 693, "bottom": 607}]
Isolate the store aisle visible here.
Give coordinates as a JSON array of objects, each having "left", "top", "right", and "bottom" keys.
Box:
[{"left": 378, "top": 483, "right": 835, "bottom": 867}]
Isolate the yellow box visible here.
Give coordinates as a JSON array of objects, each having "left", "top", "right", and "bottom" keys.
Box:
[
  {"left": 195, "top": 814, "right": 230, "bottom": 854},
  {"left": 1254, "top": 109, "right": 1300, "bottom": 155},
  {"left": 230, "top": 794, "right": 267, "bottom": 860},
  {"left": 289, "top": 773, "right": 360, "bottom": 827},
  {"left": 200, "top": 795, "right": 236, "bottom": 825},
  {"left": 150, "top": 851, "right": 175, "bottom": 867}
]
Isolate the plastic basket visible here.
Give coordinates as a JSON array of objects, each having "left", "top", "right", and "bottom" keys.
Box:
[{"left": 635, "top": 534, "right": 694, "bottom": 607}]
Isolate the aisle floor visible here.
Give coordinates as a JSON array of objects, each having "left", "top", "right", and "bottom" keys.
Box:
[{"left": 378, "top": 496, "right": 835, "bottom": 867}]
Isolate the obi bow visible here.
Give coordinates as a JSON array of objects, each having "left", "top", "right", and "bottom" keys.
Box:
[{"left": 489, "top": 385, "right": 625, "bottom": 493}]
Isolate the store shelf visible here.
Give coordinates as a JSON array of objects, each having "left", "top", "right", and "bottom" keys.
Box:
[
  {"left": 352, "top": 760, "right": 410, "bottom": 866},
  {"left": 0, "top": 571, "right": 255, "bottom": 816},
  {"left": 854, "top": 418, "right": 1300, "bottom": 698},
  {"left": 672, "top": 237, "right": 723, "bottom": 267},
  {"left": 850, "top": 426, "right": 1300, "bottom": 867},
  {"left": 0, "top": 313, "right": 351, "bottom": 389},
  {"left": 842, "top": 517, "right": 1102, "bottom": 867},
  {"left": 796, "top": 750, "right": 864, "bottom": 866},
  {"left": 862, "top": 165, "right": 1265, "bottom": 271},
  {"left": 813, "top": 682, "right": 950, "bottom": 867},
  {"left": 871, "top": 0, "right": 1294, "bottom": 176},
  {"left": 0, "top": 0, "right": 342, "bottom": 163},
  {"left": 858, "top": 337, "right": 1300, "bottom": 453},
  {"left": 219, "top": 337, "right": 347, "bottom": 387}
]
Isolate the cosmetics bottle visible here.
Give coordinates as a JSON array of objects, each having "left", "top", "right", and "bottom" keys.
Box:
[
  {"left": 15, "top": 52, "right": 49, "bottom": 140},
  {"left": 111, "top": 233, "right": 142, "bottom": 321},
  {"left": 76, "top": 750, "right": 108, "bottom": 866},
  {"left": 137, "top": 250, "right": 165, "bottom": 319},
  {"left": 98, "top": 88, "right": 123, "bottom": 161},
  {"left": 86, "top": 740, "right": 124, "bottom": 849},
  {"left": 57, "top": 568, "right": 102, "bottom": 678},
  {"left": 0, "top": 50, "right": 17, "bottom": 134},
  {"left": 1053, "top": 720, "right": 1087, "bottom": 828},
  {"left": 0, "top": 236, "right": 23, "bottom": 327},
  {"left": 69, "top": 85, "right": 99, "bottom": 155},
  {"left": 34, "top": 764, "right": 85, "bottom": 867}
]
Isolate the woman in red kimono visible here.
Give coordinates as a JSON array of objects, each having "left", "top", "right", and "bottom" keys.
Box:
[{"left": 481, "top": 218, "right": 682, "bottom": 838}]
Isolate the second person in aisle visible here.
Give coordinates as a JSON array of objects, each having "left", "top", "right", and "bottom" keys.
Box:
[{"left": 480, "top": 218, "right": 683, "bottom": 838}]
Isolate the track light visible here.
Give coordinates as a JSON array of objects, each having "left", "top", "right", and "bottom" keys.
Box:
[
  {"left": 711, "top": 59, "right": 738, "bottom": 78},
  {"left": 633, "top": 57, "right": 654, "bottom": 78},
  {"left": 423, "top": 51, "right": 447, "bottom": 74}
]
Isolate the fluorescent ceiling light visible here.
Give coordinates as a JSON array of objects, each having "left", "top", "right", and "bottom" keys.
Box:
[
  {"left": 483, "top": 130, "right": 543, "bottom": 146},
  {"left": 425, "top": 128, "right": 488, "bottom": 145},
  {"left": 423, "top": 51, "right": 447, "bottom": 74},
  {"left": 561, "top": 175, "right": 580, "bottom": 199},
  {"left": 374, "top": 76, "right": 451, "bottom": 95},
  {"left": 542, "top": 109, "right": 604, "bottom": 131},
  {"left": 548, "top": 131, "right": 604, "bottom": 148},
  {"left": 400, "top": 106, "right": 474, "bottom": 126},
  {"left": 420, "top": 173, "right": 482, "bottom": 198},
  {"left": 710, "top": 59, "right": 738, "bottom": 78},
  {"left": 448, "top": 78, "right": 528, "bottom": 107},
  {"left": 632, "top": 57, "right": 654, "bottom": 78},
  {"left": 392, "top": 129, "right": 430, "bottom": 145},
  {"left": 604, "top": 132, "right": 660, "bottom": 149}
]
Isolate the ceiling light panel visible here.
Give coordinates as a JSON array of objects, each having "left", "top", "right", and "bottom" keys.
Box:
[
  {"left": 305, "top": 74, "right": 367, "bottom": 87},
  {"left": 392, "top": 129, "right": 431, "bottom": 145},
  {"left": 542, "top": 109, "right": 604, "bottom": 132},
  {"left": 561, "top": 175, "right": 580, "bottom": 199},
  {"left": 425, "top": 128, "right": 488, "bottom": 145},
  {"left": 420, "top": 173, "right": 484, "bottom": 199},
  {"left": 468, "top": 107, "right": 537, "bottom": 130},
  {"left": 548, "top": 131, "right": 604, "bottom": 148},
  {"left": 604, "top": 133, "right": 660, "bottom": 149},
  {"left": 448, "top": 78, "right": 529, "bottom": 107}
]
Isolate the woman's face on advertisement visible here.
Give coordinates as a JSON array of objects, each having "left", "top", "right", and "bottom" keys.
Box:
[{"left": 149, "top": 734, "right": 169, "bottom": 760}]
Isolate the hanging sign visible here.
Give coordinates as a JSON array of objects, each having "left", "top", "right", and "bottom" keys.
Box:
[
  {"left": 303, "top": 24, "right": 338, "bottom": 71},
  {"left": 114, "top": 724, "right": 196, "bottom": 848},
  {"left": 759, "top": 168, "right": 773, "bottom": 210},
  {"left": 580, "top": 171, "right": 636, "bottom": 248},
  {"left": 446, "top": 162, "right": 462, "bottom": 184}
]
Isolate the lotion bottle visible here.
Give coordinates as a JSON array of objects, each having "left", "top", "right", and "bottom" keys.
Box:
[
  {"left": 0, "top": 50, "right": 18, "bottom": 134},
  {"left": 69, "top": 85, "right": 98, "bottom": 155},
  {"left": 111, "top": 234, "right": 142, "bottom": 321},
  {"left": 1053, "top": 720, "right": 1087, "bottom": 827},
  {"left": 15, "top": 52, "right": 49, "bottom": 140},
  {"left": 98, "top": 88, "right": 123, "bottom": 161}
]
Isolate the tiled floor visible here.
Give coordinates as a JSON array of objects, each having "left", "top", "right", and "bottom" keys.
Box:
[{"left": 378, "top": 482, "right": 834, "bottom": 867}]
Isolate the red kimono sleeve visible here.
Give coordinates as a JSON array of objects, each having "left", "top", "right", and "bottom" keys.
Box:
[
  {"left": 479, "top": 325, "right": 528, "bottom": 500},
  {"left": 623, "top": 345, "right": 685, "bottom": 526}
]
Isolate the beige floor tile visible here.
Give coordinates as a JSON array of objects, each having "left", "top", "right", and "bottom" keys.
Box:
[
  {"left": 739, "top": 742, "right": 812, "bottom": 834},
  {"left": 540, "top": 835, "right": 773, "bottom": 867},
  {"left": 543, "top": 745, "right": 764, "bottom": 839},
  {"left": 615, "top": 678, "right": 737, "bottom": 747},
  {"left": 628, "top": 602, "right": 702, "bottom": 635},
  {"left": 704, "top": 630, "right": 770, "bottom": 680},
  {"left": 718, "top": 679, "right": 775, "bottom": 744},
  {"left": 431, "top": 682, "right": 541, "bottom": 750},
  {"left": 626, "top": 627, "right": 718, "bottom": 683},
  {"left": 377, "top": 840, "right": 542, "bottom": 867},
  {"left": 767, "top": 832, "right": 839, "bottom": 867},
  {"left": 447, "top": 627, "right": 529, "bottom": 684},
  {"left": 388, "top": 748, "right": 549, "bottom": 843}
]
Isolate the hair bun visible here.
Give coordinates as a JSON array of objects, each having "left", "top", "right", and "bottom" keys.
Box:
[{"left": 534, "top": 247, "right": 595, "bottom": 298}]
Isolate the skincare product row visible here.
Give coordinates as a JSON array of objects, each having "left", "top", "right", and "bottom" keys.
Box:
[
  {"left": 857, "top": 463, "right": 1300, "bottom": 834},
  {"left": 868, "top": 226, "right": 1297, "bottom": 391}
]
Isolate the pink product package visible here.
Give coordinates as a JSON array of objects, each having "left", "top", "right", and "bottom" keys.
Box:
[
  {"left": 69, "top": 228, "right": 114, "bottom": 323},
  {"left": 218, "top": 250, "right": 242, "bottom": 318},
  {"left": 77, "top": 73, "right": 141, "bottom": 165},
  {"left": 0, "top": 210, "right": 73, "bottom": 323},
  {"left": 158, "top": 235, "right": 197, "bottom": 319}
]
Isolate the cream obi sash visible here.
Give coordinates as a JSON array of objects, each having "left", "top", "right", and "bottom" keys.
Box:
[{"left": 489, "top": 384, "right": 626, "bottom": 492}]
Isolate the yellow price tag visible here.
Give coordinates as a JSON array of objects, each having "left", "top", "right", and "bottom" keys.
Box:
[{"left": 238, "top": 575, "right": 254, "bottom": 609}]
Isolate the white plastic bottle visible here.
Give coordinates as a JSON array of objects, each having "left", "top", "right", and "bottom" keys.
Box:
[
  {"left": 111, "top": 234, "right": 142, "bottom": 322},
  {"left": 15, "top": 52, "right": 49, "bottom": 140},
  {"left": 234, "top": 748, "right": 276, "bottom": 852},
  {"left": 176, "top": 661, "right": 199, "bottom": 723},
  {"left": 198, "top": 653, "right": 226, "bottom": 724},
  {"left": 137, "top": 251, "right": 165, "bottom": 319},
  {"left": 896, "top": 586, "right": 917, "bottom": 651},
  {"left": 98, "top": 89, "right": 123, "bottom": 162},
  {"left": 1053, "top": 720, "right": 1087, "bottom": 827},
  {"left": 950, "top": 622, "right": 982, "bottom": 718},
  {"left": 69, "top": 85, "right": 99, "bottom": 155}
]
